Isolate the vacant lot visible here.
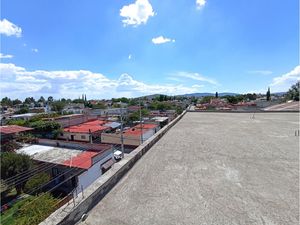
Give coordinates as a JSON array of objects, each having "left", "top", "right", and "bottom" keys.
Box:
[{"left": 83, "top": 112, "right": 299, "bottom": 225}]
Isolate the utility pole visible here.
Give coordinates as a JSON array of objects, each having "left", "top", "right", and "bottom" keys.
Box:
[
  {"left": 139, "top": 98, "right": 143, "bottom": 144},
  {"left": 120, "top": 112, "right": 125, "bottom": 158}
]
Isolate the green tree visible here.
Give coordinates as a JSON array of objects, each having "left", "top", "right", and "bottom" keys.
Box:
[
  {"left": 92, "top": 103, "right": 106, "bottom": 109},
  {"left": 24, "top": 172, "right": 50, "bottom": 194},
  {"left": 1, "top": 152, "right": 33, "bottom": 194},
  {"left": 215, "top": 92, "right": 218, "bottom": 98},
  {"left": 72, "top": 98, "right": 85, "bottom": 104},
  {"left": 15, "top": 107, "right": 29, "bottom": 114},
  {"left": 38, "top": 96, "right": 46, "bottom": 104},
  {"left": 47, "top": 96, "right": 54, "bottom": 103},
  {"left": 6, "top": 119, "right": 27, "bottom": 126},
  {"left": 286, "top": 82, "right": 299, "bottom": 101},
  {"left": 24, "top": 97, "right": 35, "bottom": 105},
  {"left": 266, "top": 87, "right": 271, "bottom": 101},
  {"left": 13, "top": 193, "right": 58, "bottom": 225},
  {"left": 224, "top": 96, "right": 239, "bottom": 104},
  {"left": 12, "top": 99, "right": 22, "bottom": 105},
  {"left": 1, "top": 97, "right": 13, "bottom": 107},
  {"left": 200, "top": 96, "right": 214, "bottom": 104},
  {"left": 128, "top": 109, "right": 150, "bottom": 121},
  {"left": 50, "top": 101, "right": 66, "bottom": 114},
  {"left": 29, "top": 121, "right": 61, "bottom": 133}
]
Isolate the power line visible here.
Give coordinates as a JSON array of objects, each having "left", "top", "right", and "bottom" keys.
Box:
[{"left": 1, "top": 156, "right": 94, "bottom": 224}]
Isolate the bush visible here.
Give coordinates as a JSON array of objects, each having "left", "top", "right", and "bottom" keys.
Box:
[{"left": 13, "top": 193, "right": 58, "bottom": 225}]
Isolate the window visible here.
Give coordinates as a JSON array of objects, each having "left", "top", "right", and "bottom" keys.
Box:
[{"left": 81, "top": 135, "right": 86, "bottom": 139}]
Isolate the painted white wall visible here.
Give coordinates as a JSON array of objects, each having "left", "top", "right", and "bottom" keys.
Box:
[{"left": 76, "top": 153, "right": 113, "bottom": 193}]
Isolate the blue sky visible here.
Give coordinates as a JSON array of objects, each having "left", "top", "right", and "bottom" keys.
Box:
[{"left": 0, "top": 0, "right": 299, "bottom": 100}]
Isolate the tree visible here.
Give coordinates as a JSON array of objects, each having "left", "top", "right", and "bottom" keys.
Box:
[
  {"left": 29, "top": 121, "right": 61, "bottom": 133},
  {"left": 38, "top": 96, "right": 46, "bottom": 104},
  {"left": 128, "top": 109, "right": 150, "bottom": 122},
  {"left": 92, "top": 103, "right": 106, "bottom": 109},
  {"left": 12, "top": 99, "right": 22, "bottom": 105},
  {"left": 1, "top": 97, "right": 13, "bottom": 107},
  {"left": 200, "top": 96, "right": 214, "bottom": 104},
  {"left": 47, "top": 96, "right": 54, "bottom": 103},
  {"left": 13, "top": 193, "right": 58, "bottom": 225},
  {"left": 286, "top": 82, "right": 299, "bottom": 101},
  {"left": 1, "top": 152, "right": 33, "bottom": 194},
  {"left": 15, "top": 107, "right": 29, "bottom": 114},
  {"left": 24, "top": 172, "right": 50, "bottom": 194},
  {"left": 266, "top": 87, "right": 271, "bottom": 101},
  {"left": 72, "top": 98, "right": 85, "bottom": 104},
  {"left": 50, "top": 101, "right": 66, "bottom": 114},
  {"left": 24, "top": 97, "right": 35, "bottom": 105},
  {"left": 215, "top": 92, "right": 218, "bottom": 98}
]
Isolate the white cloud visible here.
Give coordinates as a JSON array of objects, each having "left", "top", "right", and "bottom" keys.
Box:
[
  {"left": 0, "top": 19, "right": 22, "bottom": 37},
  {"left": 0, "top": 63, "right": 203, "bottom": 99},
  {"left": 128, "top": 54, "right": 132, "bottom": 60},
  {"left": 0, "top": 53, "right": 13, "bottom": 59},
  {"left": 248, "top": 70, "right": 273, "bottom": 75},
  {"left": 31, "top": 48, "right": 39, "bottom": 53},
  {"left": 152, "top": 36, "right": 175, "bottom": 44},
  {"left": 196, "top": 0, "right": 206, "bottom": 10},
  {"left": 120, "top": 0, "right": 155, "bottom": 27},
  {"left": 270, "top": 65, "right": 300, "bottom": 91},
  {"left": 172, "top": 71, "right": 218, "bottom": 85}
]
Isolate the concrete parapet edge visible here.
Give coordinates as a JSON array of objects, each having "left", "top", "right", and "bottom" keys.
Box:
[
  {"left": 40, "top": 110, "right": 187, "bottom": 225},
  {"left": 187, "top": 110, "right": 299, "bottom": 113}
]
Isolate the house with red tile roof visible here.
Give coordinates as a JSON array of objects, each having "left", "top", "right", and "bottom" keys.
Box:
[
  {"left": 0, "top": 125, "right": 34, "bottom": 143},
  {"left": 60, "top": 120, "right": 110, "bottom": 143}
]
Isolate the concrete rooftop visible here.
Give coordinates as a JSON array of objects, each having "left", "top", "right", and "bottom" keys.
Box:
[{"left": 83, "top": 112, "right": 299, "bottom": 225}]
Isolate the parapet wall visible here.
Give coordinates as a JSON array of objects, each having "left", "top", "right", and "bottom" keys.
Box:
[{"left": 40, "top": 110, "right": 187, "bottom": 225}]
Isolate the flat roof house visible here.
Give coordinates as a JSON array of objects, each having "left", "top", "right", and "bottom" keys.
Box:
[
  {"left": 17, "top": 142, "right": 114, "bottom": 194},
  {"left": 101, "top": 123, "right": 159, "bottom": 147}
]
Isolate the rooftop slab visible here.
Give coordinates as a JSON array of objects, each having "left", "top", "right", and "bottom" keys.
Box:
[{"left": 83, "top": 112, "right": 299, "bottom": 225}]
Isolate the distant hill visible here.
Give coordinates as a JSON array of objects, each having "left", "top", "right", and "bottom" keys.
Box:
[
  {"left": 181, "top": 92, "right": 239, "bottom": 97},
  {"left": 272, "top": 92, "right": 286, "bottom": 96}
]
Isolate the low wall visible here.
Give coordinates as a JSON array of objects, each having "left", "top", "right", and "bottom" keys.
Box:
[
  {"left": 38, "top": 139, "right": 112, "bottom": 152},
  {"left": 40, "top": 110, "right": 187, "bottom": 225}
]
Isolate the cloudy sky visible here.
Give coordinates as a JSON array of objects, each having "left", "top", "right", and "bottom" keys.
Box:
[{"left": 0, "top": 0, "right": 299, "bottom": 100}]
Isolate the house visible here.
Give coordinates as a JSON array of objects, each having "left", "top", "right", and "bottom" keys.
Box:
[
  {"left": 83, "top": 108, "right": 127, "bottom": 117},
  {"left": 63, "top": 103, "right": 85, "bottom": 114},
  {"left": 101, "top": 123, "right": 159, "bottom": 147},
  {"left": 16, "top": 141, "right": 114, "bottom": 194},
  {"left": 128, "top": 105, "right": 141, "bottom": 112},
  {"left": 61, "top": 120, "right": 110, "bottom": 142},
  {"left": 151, "top": 116, "right": 169, "bottom": 127},
  {"left": 44, "top": 114, "right": 98, "bottom": 128},
  {"left": 0, "top": 125, "right": 34, "bottom": 144}
]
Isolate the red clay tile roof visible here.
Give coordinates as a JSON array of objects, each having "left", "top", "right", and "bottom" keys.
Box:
[
  {"left": 63, "top": 120, "right": 109, "bottom": 133},
  {"left": 124, "top": 123, "right": 158, "bottom": 136},
  {"left": 62, "top": 151, "right": 100, "bottom": 169},
  {"left": 0, "top": 125, "right": 33, "bottom": 135}
]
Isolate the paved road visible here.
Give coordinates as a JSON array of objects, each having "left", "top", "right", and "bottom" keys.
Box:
[{"left": 82, "top": 112, "right": 299, "bottom": 225}]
